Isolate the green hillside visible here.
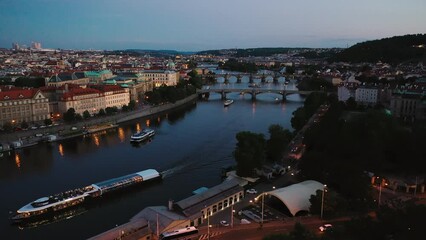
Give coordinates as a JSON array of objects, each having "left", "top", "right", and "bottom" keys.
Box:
[{"left": 331, "top": 34, "right": 426, "bottom": 64}]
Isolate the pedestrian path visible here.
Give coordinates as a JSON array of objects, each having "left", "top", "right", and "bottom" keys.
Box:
[{"left": 198, "top": 231, "right": 224, "bottom": 240}]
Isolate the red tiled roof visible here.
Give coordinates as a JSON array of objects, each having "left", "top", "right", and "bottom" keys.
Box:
[
  {"left": 0, "top": 88, "right": 38, "bottom": 101},
  {"left": 61, "top": 87, "right": 101, "bottom": 99}
]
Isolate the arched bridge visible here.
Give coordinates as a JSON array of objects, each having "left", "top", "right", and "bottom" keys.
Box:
[
  {"left": 198, "top": 88, "right": 320, "bottom": 100},
  {"left": 202, "top": 73, "right": 288, "bottom": 84}
]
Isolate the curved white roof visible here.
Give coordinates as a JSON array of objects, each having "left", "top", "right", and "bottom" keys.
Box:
[{"left": 263, "top": 180, "right": 324, "bottom": 216}]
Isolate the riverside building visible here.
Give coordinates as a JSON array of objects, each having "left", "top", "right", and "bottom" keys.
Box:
[{"left": 0, "top": 87, "right": 50, "bottom": 125}]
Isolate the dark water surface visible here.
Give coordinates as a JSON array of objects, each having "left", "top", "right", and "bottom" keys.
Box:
[{"left": 0, "top": 93, "right": 303, "bottom": 239}]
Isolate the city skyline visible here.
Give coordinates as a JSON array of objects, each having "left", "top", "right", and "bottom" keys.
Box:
[{"left": 1, "top": 0, "right": 426, "bottom": 51}]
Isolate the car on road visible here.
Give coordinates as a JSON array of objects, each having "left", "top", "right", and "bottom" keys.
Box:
[
  {"left": 220, "top": 220, "right": 229, "bottom": 227},
  {"left": 319, "top": 224, "right": 333, "bottom": 232},
  {"left": 246, "top": 188, "right": 257, "bottom": 194},
  {"left": 240, "top": 219, "right": 251, "bottom": 224}
]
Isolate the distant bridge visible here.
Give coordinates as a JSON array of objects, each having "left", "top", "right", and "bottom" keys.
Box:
[
  {"left": 198, "top": 88, "right": 321, "bottom": 100},
  {"left": 202, "top": 73, "right": 290, "bottom": 84}
]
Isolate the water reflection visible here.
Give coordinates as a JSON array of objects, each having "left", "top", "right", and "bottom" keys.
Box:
[
  {"left": 93, "top": 134, "right": 100, "bottom": 147},
  {"left": 15, "top": 153, "right": 21, "bottom": 169},
  {"left": 136, "top": 123, "right": 141, "bottom": 132},
  {"left": 145, "top": 119, "right": 150, "bottom": 127},
  {"left": 118, "top": 128, "right": 125, "bottom": 142},
  {"left": 58, "top": 144, "right": 64, "bottom": 157}
]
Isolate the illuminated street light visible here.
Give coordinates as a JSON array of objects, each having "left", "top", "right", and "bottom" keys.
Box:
[{"left": 320, "top": 184, "right": 327, "bottom": 219}]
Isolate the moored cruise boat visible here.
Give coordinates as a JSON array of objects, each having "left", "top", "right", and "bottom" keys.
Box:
[
  {"left": 11, "top": 185, "right": 99, "bottom": 222},
  {"left": 224, "top": 99, "right": 234, "bottom": 107},
  {"left": 130, "top": 128, "right": 155, "bottom": 143},
  {"left": 11, "top": 169, "right": 161, "bottom": 222}
]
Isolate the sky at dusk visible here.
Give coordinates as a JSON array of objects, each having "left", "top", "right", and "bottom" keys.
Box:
[{"left": 1, "top": 0, "right": 425, "bottom": 51}]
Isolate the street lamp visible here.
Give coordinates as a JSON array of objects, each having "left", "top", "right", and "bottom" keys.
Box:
[
  {"left": 260, "top": 193, "right": 267, "bottom": 228},
  {"left": 207, "top": 211, "right": 210, "bottom": 240},
  {"left": 376, "top": 177, "right": 382, "bottom": 208},
  {"left": 320, "top": 184, "right": 327, "bottom": 219},
  {"left": 231, "top": 204, "right": 235, "bottom": 228}
]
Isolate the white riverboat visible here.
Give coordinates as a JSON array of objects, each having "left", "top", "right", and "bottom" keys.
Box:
[
  {"left": 224, "top": 99, "right": 234, "bottom": 107},
  {"left": 130, "top": 128, "right": 155, "bottom": 142}
]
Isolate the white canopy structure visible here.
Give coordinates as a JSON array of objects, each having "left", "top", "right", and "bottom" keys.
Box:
[{"left": 260, "top": 180, "right": 324, "bottom": 216}]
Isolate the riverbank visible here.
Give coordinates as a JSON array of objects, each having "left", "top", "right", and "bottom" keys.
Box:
[{"left": 0, "top": 94, "right": 198, "bottom": 149}]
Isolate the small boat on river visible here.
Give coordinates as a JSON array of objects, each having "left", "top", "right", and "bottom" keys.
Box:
[
  {"left": 130, "top": 128, "right": 155, "bottom": 143},
  {"left": 224, "top": 99, "right": 234, "bottom": 107}
]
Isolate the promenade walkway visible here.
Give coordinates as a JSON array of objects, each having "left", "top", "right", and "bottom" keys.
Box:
[{"left": 0, "top": 94, "right": 197, "bottom": 146}]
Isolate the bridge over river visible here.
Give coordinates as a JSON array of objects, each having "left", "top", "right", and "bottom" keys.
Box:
[{"left": 198, "top": 87, "right": 321, "bottom": 100}]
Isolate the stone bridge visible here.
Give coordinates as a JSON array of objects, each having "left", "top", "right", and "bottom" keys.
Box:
[
  {"left": 198, "top": 88, "right": 318, "bottom": 101},
  {"left": 202, "top": 73, "right": 288, "bottom": 84}
]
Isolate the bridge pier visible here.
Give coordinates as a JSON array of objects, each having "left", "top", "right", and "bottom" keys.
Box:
[
  {"left": 273, "top": 74, "right": 279, "bottom": 84},
  {"left": 249, "top": 74, "right": 254, "bottom": 84},
  {"left": 251, "top": 90, "right": 257, "bottom": 101},
  {"left": 236, "top": 74, "right": 242, "bottom": 83},
  {"left": 198, "top": 92, "right": 210, "bottom": 100},
  {"left": 261, "top": 74, "right": 266, "bottom": 84},
  {"left": 221, "top": 91, "right": 227, "bottom": 100},
  {"left": 282, "top": 94, "right": 286, "bottom": 101},
  {"left": 224, "top": 73, "right": 230, "bottom": 84}
]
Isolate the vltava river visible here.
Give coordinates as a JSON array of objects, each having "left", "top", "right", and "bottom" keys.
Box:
[{"left": 0, "top": 89, "right": 303, "bottom": 239}]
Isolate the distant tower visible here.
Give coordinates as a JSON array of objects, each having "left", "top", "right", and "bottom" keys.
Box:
[
  {"left": 31, "top": 42, "right": 42, "bottom": 49},
  {"left": 12, "top": 43, "right": 20, "bottom": 50}
]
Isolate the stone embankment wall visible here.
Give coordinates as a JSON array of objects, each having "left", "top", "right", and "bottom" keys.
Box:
[{"left": 0, "top": 94, "right": 198, "bottom": 143}]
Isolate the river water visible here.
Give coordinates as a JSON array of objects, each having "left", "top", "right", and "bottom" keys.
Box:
[{"left": 0, "top": 81, "right": 303, "bottom": 239}]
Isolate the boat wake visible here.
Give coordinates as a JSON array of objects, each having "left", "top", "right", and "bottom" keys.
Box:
[{"left": 160, "top": 164, "right": 187, "bottom": 179}]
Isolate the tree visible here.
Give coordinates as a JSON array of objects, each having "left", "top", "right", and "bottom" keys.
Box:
[
  {"left": 75, "top": 113, "right": 83, "bottom": 121},
  {"left": 286, "top": 66, "right": 295, "bottom": 74},
  {"left": 2, "top": 122, "right": 13, "bottom": 132},
  {"left": 291, "top": 107, "right": 307, "bottom": 131},
  {"left": 63, "top": 108, "right": 76, "bottom": 122},
  {"left": 83, "top": 110, "right": 91, "bottom": 119},
  {"left": 21, "top": 120, "right": 29, "bottom": 129},
  {"left": 187, "top": 59, "right": 197, "bottom": 69},
  {"left": 98, "top": 108, "right": 106, "bottom": 116},
  {"left": 105, "top": 107, "right": 115, "bottom": 115},
  {"left": 309, "top": 189, "right": 347, "bottom": 218},
  {"left": 345, "top": 97, "right": 357, "bottom": 110},
  {"left": 233, "top": 131, "right": 266, "bottom": 177},
  {"left": 145, "top": 91, "right": 162, "bottom": 105},
  {"left": 44, "top": 118, "right": 52, "bottom": 126},
  {"left": 128, "top": 100, "right": 136, "bottom": 111},
  {"left": 122, "top": 104, "right": 129, "bottom": 112},
  {"left": 266, "top": 124, "right": 293, "bottom": 162}
]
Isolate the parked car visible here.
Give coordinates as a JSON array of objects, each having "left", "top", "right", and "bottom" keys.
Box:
[
  {"left": 220, "top": 220, "right": 229, "bottom": 227},
  {"left": 319, "top": 224, "right": 333, "bottom": 232},
  {"left": 240, "top": 219, "right": 251, "bottom": 224},
  {"left": 246, "top": 188, "right": 257, "bottom": 194}
]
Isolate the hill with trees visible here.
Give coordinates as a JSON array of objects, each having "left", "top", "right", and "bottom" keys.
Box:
[{"left": 330, "top": 34, "right": 426, "bottom": 64}]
